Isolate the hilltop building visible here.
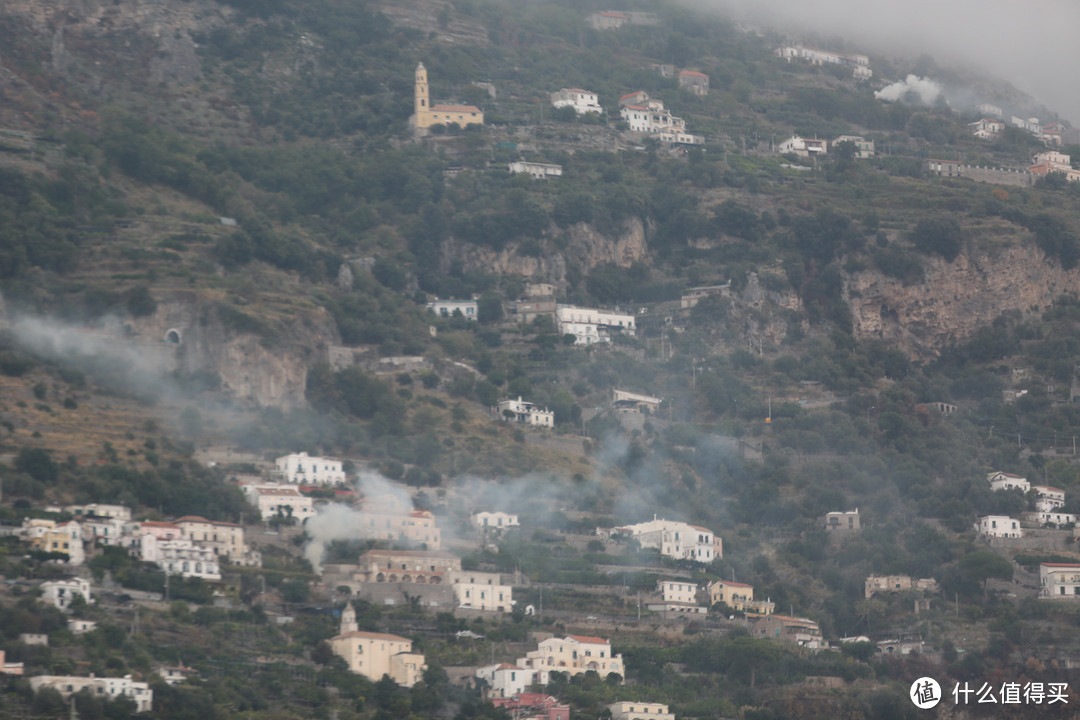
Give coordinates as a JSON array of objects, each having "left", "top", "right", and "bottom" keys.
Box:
[
  {"left": 516, "top": 635, "right": 624, "bottom": 680},
  {"left": 551, "top": 88, "right": 603, "bottom": 115},
  {"left": 677, "top": 70, "right": 709, "bottom": 95},
  {"left": 708, "top": 580, "right": 775, "bottom": 615},
  {"left": 274, "top": 452, "right": 346, "bottom": 486},
  {"left": 410, "top": 62, "right": 483, "bottom": 133},
  {"left": 244, "top": 484, "right": 316, "bottom": 522},
  {"left": 775, "top": 44, "right": 871, "bottom": 78},
  {"left": 30, "top": 676, "right": 152, "bottom": 713},
  {"left": 555, "top": 305, "right": 636, "bottom": 345},
  {"left": 988, "top": 471, "right": 1030, "bottom": 492},
  {"left": 330, "top": 605, "right": 426, "bottom": 686},
  {"left": 603, "top": 517, "right": 721, "bottom": 563},
  {"left": 496, "top": 396, "right": 555, "bottom": 428}
]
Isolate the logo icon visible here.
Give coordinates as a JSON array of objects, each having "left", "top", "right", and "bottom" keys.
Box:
[{"left": 911, "top": 677, "right": 941, "bottom": 709}]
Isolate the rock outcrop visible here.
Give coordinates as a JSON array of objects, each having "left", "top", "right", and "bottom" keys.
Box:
[
  {"left": 847, "top": 239, "right": 1079, "bottom": 360},
  {"left": 440, "top": 217, "right": 648, "bottom": 285}
]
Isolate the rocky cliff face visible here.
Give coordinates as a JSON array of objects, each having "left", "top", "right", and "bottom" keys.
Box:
[
  {"left": 439, "top": 217, "right": 648, "bottom": 285},
  {"left": 846, "top": 238, "right": 1078, "bottom": 359},
  {"left": 129, "top": 292, "right": 337, "bottom": 410}
]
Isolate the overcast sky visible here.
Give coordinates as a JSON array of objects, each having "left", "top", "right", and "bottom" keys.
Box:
[{"left": 693, "top": 0, "right": 1080, "bottom": 124}]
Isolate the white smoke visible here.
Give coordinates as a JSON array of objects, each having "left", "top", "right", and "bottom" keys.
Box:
[
  {"left": 874, "top": 74, "right": 943, "bottom": 105},
  {"left": 303, "top": 471, "right": 418, "bottom": 571}
]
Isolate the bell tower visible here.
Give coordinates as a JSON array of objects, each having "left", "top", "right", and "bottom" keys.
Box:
[
  {"left": 340, "top": 602, "right": 357, "bottom": 634},
  {"left": 415, "top": 62, "right": 429, "bottom": 119}
]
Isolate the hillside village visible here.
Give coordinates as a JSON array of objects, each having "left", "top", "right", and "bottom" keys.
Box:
[{"left": 4, "top": 0, "right": 1080, "bottom": 718}]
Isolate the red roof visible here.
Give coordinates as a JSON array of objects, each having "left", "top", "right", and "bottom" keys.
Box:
[
  {"left": 622, "top": 105, "right": 648, "bottom": 111},
  {"left": 139, "top": 521, "right": 179, "bottom": 528},
  {"left": 1036, "top": 485, "right": 1065, "bottom": 493},
  {"left": 495, "top": 663, "right": 522, "bottom": 670},
  {"left": 430, "top": 104, "right": 482, "bottom": 113},
  {"left": 679, "top": 70, "right": 708, "bottom": 78},
  {"left": 619, "top": 91, "right": 644, "bottom": 100},
  {"left": 717, "top": 580, "right": 752, "bottom": 588},
  {"left": 567, "top": 634, "right": 609, "bottom": 645}
]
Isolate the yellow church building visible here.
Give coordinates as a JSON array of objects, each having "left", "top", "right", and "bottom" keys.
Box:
[{"left": 410, "top": 62, "right": 484, "bottom": 132}]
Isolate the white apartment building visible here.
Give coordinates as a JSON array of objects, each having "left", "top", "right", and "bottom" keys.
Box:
[
  {"left": 517, "top": 635, "right": 624, "bottom": 680},
  {"left": 1041, "top": 563, "right": 1080, "bottom": 598},
  {"left": 647, "top": 580, "right": 706, "bottom": 614},
  {"left": 609, "top": 702, "right": 675, "bottom": 720},
  {"left": 555, "top": 305, "right": 636, "bottom": 345},
  {"left": 775, "top": 45, "right": 872, "bottom": 78},
  {"left": 138, "top": 535, "right": 221, "bottom": 580},
  {"left": 609, "top": 517, "right": 722, "bottom": 563},
  {"left": 174, "top": 516, "right": 257, "bottom": 565},
  {"left": 65, "top": 504, "right": 132, "bottom": 522},
  {"left": 472, "top": 511, "right": 520, "bottom": 531},
  {"left": 970, "top": 118, "right": 1005, "bottom": 139},
  {"left": 40, "top": 578, "right": 92, "bottom": 611},
  {"left": 427, "top": 298, "right": 478, "bottom": 320},
  {"left": 245, "top": 484, "right": 316, "bottom": 522},
  {"left": 30, "top": 675, "right": 152, "bottom": 713},
  {"left": 1034, "top": 485, "right": 1066, "bottom": 511},
  {"left": 1024, "top": 511, "right": 1078, "bottom": 527},
  {"left": 475, "top": 663, "right": 539, "bottom": 698},
  {"left": 77, "top": 515, "right": 126, "bottom": 546},
  {"left": 509, "top": 161, "right": 563, "bottom": 179},
  {"left": 451, "top": 571, "right": 513, "bottom": 612},
  {"left": 778, "top": 135, "right": 827, "bottom": 157},
  {"left": 988, "top": 471, "right": 1030, "bottom": 493},
  {"left": 976, "top": 515, "right": 1022, "bottom": 538},
  {"left": 496, "top": 397, "right": 554, "bottom": 428},
  {"left": 619, "top": 102, "right": 687, "bottom": 134},
  {"left": 551, "top": 88, "right": 603, "bottom": 115},
  {"left": 274, "top": 452, "right": 346, "bottom": 486}
]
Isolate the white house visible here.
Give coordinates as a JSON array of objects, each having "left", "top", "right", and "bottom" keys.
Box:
[
  {"left": 472, "top": 511, "right": 520, "bottom": 531},
  {"left": 40, "top": 578, "right": 92, "bottom": 611},
  {"left": 1023, "top": 511, "right": 1078, "bottom": 527},
  {"left": 517, "top": 635, "right": 624, "bottom": 680},
  {"left": 23, "top": 519, "right": 85, "bottom": 565},
  {"left": 775, "top": 45, "right": 871, "bottom": 78},
  {"left": 647, "top": 580, "right": 707, "bottom": 614},
  {"left": 244, "top": 484, "right": 316, "bottom": 522},
  {"left": 30, "top": 675, "right": 152, "bottom": 713},
  {"left": 68, "top": 619, "right": 97, "bottom": 635},
  {"left": 551, "top": 88, "right": 602, "bottom": 115},
  {"left": 976, "top": 515, "right": 1022, "bottom": 538},
  {"left": 1012, "top": 116, "right": 1042, "bottom": 135},
  {"left": 509, "top": 161, "right": 563, "bottom": 179},
  {"left": 609, "top": 702, "right": 675, "bottom": 720},
  {"left": 988, "top": 471, "right": 1030, "bottom": 493},
  {"left": 823, "top": 509, "right": 860, "bottom": 532},
  {"left": 1041, "top": 563, "right": 1080, "bottom": 598},
  {"left": 555, "top": 305, "right": 635, "bottom": 345},
  {"left": 137, "top": 535, "right": 221, "bottom": 581},
  {"left": 970, "top": 118, "right": 1005, "bottom": 139},
  {"left": 1034, "top": 485, "right": 1066, "bottom": 511},
  {"left": 475, "top": 663, "right": 538, "bottom": 698},
  {"left": 620, "top": 103, "right": 687, "bottom": 135},
  {"left": 65, "top": 504, "right": 132, "bottom": 522},
  {"left": 427, "top": 298, "right": 478, "bottom": 320},
  {"left": 174, "top": 516, "right": 256, "bottom": 565},
  {"left": 274, "top": 452, "right": 346, "bottom": 486},
  {"left": 778, "top": 135, "right": 827, "bottom": 157},
  {"left": 607, "top": 517, "right": 722, "bottom": 563},
  {"left": 451, "top": 571, "right": 513, "bottom": 612},
  {"left": 496, "top": 397, "right": 554, "bottom": 428},
  {"left": 677, "top": 70, "right": 709, "bottom": 96}
]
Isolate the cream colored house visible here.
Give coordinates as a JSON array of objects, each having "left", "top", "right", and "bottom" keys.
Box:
[
  {"left": 863, "top": 575, "right": 938, "bottom": 599},
  {"left": 608, "top": 702, "right": 674, "bottom": 720},
  {"left": 1041, "top": 562, "right": 1080, "bottom": 598},
  {"left": 357, "top": 495, "right": 441, "bottom": 549},
  {"left": 708, "top": 579, "right": 774, "bottom": 615},
  {"left": 174, "top": 516, "right": 250, "bottom": 564},
  {"left": 451, "top": 571, "right": 513, "bottom": 612},
  {"left": 330, "top": 605, "right": 426, "bottom": 686},
  {"left": 517, "top": 635, "right": 624, "bottom": 680},
  {"left": 245, "top": 484, "right": 316, "bottom": 521}
]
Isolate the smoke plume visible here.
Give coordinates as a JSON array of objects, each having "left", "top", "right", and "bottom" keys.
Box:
[{"left": 874, "top": 74, "right": 943, "bottom": 105}]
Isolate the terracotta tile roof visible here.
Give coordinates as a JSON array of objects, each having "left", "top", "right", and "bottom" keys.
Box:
[
  {"left": 430, "top": 104, "right": 482, "bottom": 113},
  {"left": 567, "top": 634, "right": 610, "bottom": 645},
  {"left": 331, "top": 631, "right": 411, "bottom": 642}
]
